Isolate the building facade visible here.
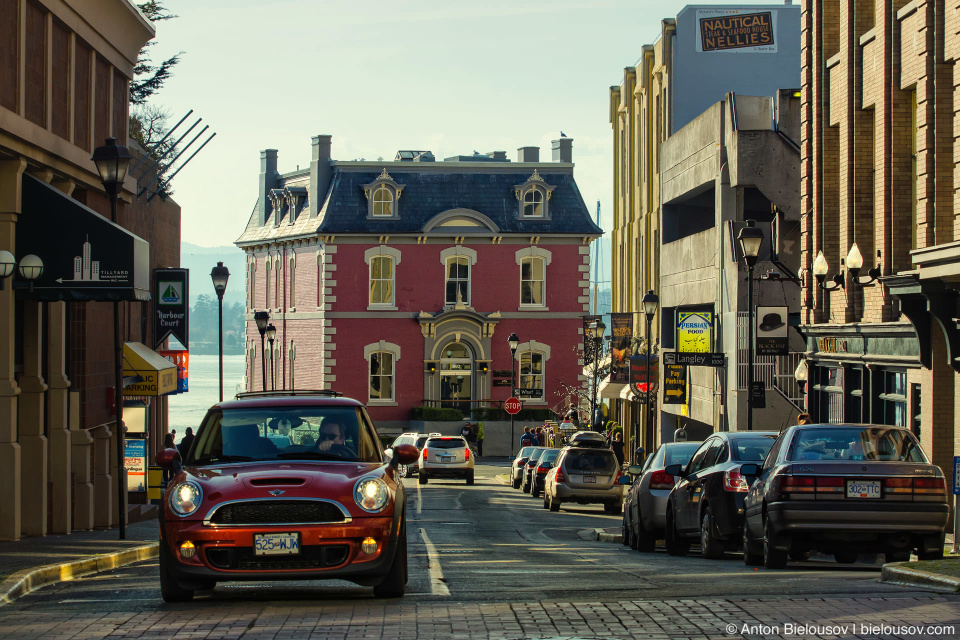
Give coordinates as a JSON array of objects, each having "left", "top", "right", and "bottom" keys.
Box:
[
  {"left": 236, "top": 137, "right": 601, "bottom": 436},
  {"left": 800, "top": 0, "right": 960, "bottom": 490}
]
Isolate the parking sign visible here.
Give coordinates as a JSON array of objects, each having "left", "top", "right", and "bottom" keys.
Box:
[{"left": 954, "top": 457, "right": 960, "bottom": 495}]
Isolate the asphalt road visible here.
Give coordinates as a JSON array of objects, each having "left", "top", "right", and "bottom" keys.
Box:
[{"left": 2, "top": 460, "right": 959, "bottom": 639}]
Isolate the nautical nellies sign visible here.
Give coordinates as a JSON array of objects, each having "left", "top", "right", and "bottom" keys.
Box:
[
  {"left": 698, "top": 10, "right": 777, "bottom": 53},
  {"left": 154, "top": 268, "right": 189, "bottom": 348}
]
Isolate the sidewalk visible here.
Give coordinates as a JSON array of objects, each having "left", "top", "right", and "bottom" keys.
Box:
[{"left": 0, "top": 517, "right": 160, "bottom": 604}]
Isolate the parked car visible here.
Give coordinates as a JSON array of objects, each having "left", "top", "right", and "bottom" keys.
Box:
[
  {"left": 542, "top": 446, "right": 624, "bottom": 514},
  {"left": 511, "top": 447, "right": 536, "bottom": 488},
  {"left": 530, "top": 449, "right": 561, "bottom": 498},
  {"left": 389, "top": 432, "right": 439, "bottom": 477},
  {"left": 154, "top": 390, "right": 419, "bottom": 602},
  {"left": 663, "top": 431, "right": 777, "bottom": 559},
  {"left": 742, "top": 423, "right": 950, "bottom": 569},
  {"left": 521, "top": 448, "right": 548, "bottom": 493},
  {"left": 567, "top": 430, "right": 608, "bottom": 449},
  {"left": 418, "top": 436, "right": 475, "bottom": 485},
  {"left": 622, "top": 441, "right": 702, "bottom": 551}
]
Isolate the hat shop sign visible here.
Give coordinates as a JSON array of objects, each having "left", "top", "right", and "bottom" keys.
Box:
[{"left": 756, "top": 306, "right": 788, "bottom": 356}]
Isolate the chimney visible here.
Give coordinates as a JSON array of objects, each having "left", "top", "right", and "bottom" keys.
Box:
[
  {"left": 310, "top": 135, "right": 332, "bottom": 218},
  {"left": 485, "top": 150, "right": 507, "bottom": 161},
  {"left": 258, "top": 149, "right": 278, "bottom": 226},
  {"left": 552, "top": 138, "right": 572, "bottom": 163},
  {"left": 517, "top": 146, "right": 539, "bottom": 162}
]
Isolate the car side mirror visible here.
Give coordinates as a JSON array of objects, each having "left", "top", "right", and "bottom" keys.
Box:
[
  {"left": 664, "top": 463, "right": 685, "bottom": 477},
  {"left": 391, "top": 444, "right": 419, "bottom": 466},
  {"left": 627, "top": 465, "right": 643, "bottom": 475},
  {"left": 617, "top": 475, "right": 632, "bottom": 485},
  {"left": 156, "top": 448, "right": 181, "bottom": 471},
  {"left": 739, "top": 463, "right": 761, "bottom": 476}
]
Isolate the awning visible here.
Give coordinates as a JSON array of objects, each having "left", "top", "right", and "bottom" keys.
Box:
[
  {"left": 597, "top": 376, "right": 628, "bottom": 399},
  {"left": 123, "top": 342, "right": 177, "bottom": 397},
  {"left": 16, "top": 174, "right": 150, "bottom": 301}
]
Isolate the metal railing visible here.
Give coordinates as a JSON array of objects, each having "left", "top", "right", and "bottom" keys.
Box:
[{"left": 736, "top": 312, "right": 804, "bottom": 409}]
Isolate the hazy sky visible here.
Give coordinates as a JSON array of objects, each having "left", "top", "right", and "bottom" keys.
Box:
[{"left": 151, "top": 0, "right": 778, "bottom": 273}]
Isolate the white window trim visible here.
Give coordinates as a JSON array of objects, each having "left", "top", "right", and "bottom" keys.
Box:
[
  {"left": 364, "top": 245, "right": 401, "bottom": 311},
  {"left": 515, "top": 341, "right": 550, "bottom": 405},
  {"left": 289, "top": 254, "right": 296, "bottom": 310},
  {"left": 521, "top": 187, "right": 545, "bottom": 218},
  {"left": 440, "top": 246, "right": 477, "bottom": 306},
  {"left": 515, "top": 247, "right": 551, "bottom": 311},
  {"left": 362, "top": 169, "right": 404, "bottom": 220},
  {"left": 364, "top": 341, "right": 401, "bottom": 406}
]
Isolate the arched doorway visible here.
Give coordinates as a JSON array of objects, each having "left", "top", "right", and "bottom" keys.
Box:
[{"left": 439, "top": 342, "right": 473, "bottom": 413}]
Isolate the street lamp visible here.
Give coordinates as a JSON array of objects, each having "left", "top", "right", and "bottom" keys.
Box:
[
  {"left": 265, "top": 323, "right": 277, "bottom": 391},
  {"left": 508, "top": 332, "right": 519, "bottom": 453},
  {"left": 641, "top": 289, "right": 659, "bottom": 459},
  {"left": 587, "top": 320, "right": 605, "bottom": 432},
  {"left": 210, "top": 262, "right": 230, "bottom": 402},
  {"left": 738, "top": 219, "right": 764, "bottom": 432},
  {"left": 91, "top": 137, "right": 132, "bottom": 540},
  {"left": 254, "top": 311, "right": 269, "bottom": 391}
]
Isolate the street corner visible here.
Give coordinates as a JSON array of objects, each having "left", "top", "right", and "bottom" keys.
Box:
[{"left": 881, "top": 560, "right": 960, "bottom": 594}]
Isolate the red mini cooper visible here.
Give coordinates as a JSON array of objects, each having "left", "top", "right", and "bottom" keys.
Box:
[{"left": 156, "top": 390, "right": 418, "bottom": 602}]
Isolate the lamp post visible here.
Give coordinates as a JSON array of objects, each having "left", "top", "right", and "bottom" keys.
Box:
[
  {"left": 254, "top": 311, "right": 269, "bottom": 391},
  {"left": 641, "top": 289, "right": 659, "bottom": 459},
  {"left": 794, "top": 359, "right": 808, "bottom": 405},
  {"left": 587, "top": 320, "right": 605, "bottom": 432},
  {"left": 266, "top": 323, "right": 277, "bottom": 391},
  {"left": 91, "top": 137, "right": 132, "bottom": 540},
  {"left": 210, "top": 262, "right": 230, "bottom": 402},
  {"left": 737, "top": 219, "right": 764, "bottom": 432},
  {"left": 508, "top": 332, "right": 519, "bottom": 453}
]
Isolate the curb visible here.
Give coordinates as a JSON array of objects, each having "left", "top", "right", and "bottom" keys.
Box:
[
  {"left": 494, "top": 473, "right": 511, "bottom": 486},
  {"left": 577, "top": 527, "right": 622, "bottom": 543},
  {"left": 880, "top": 562, "right": 960, "bottom": 594},
  {"left": 0, "top": 542, "right": 159, "bottom": 605}
]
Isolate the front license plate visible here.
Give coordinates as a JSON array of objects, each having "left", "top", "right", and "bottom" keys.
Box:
[
  {"left": 584, "top": 476, "right": 596, "bottom": 484},
  {"left": 846, "top": 480, "right": 881, "bottom": 499},
  {"left": 254, "top": 532, "right": 300, "bottom": 555}
]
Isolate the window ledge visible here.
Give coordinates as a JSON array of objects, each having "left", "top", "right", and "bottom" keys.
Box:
[
  {"left": 518, "top": 304, "right": 549, "bottom": 312},
  {"left": 367, "top": 304, "right": 399, "bottom": 311},
  {"left": 367, "top": 400, "right": 398, "bottom": 407},
  {"left": 288, "top": 307, "right": 296, "bottom": 312}
]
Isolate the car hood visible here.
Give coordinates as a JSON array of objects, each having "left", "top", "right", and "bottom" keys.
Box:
[{"left": 173, "top": 461, "right": 395, "bottom": 518}]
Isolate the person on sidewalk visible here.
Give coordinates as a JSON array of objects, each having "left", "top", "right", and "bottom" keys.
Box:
[
  {"left": 162, "top": 432, "right": 180, "bottom": 482},
  {"left": 611, "top": 432, "right": 625, "bottom": 468},
  {"left": 178, "top": 427, "right": 195, "bottom": 457},
  {"left": 476, "top": 422, "right": 484, "bottom": 455},
  {"left": 520, "top": 427, "right": 535, "bottom": 447}
]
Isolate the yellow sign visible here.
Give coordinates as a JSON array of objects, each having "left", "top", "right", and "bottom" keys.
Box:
[
  {"left": 123, "top": 342, "right": 177, "bottom": 396},
  {"left": 677, "top": 311, "right": 713, "bottom": 353}
]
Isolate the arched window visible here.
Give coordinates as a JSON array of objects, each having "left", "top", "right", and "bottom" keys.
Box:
[
  {"left": 373, "top": 186, "right": 393, "bottom": 217},
  {"left": 522, "top": 188, "right": 544, "bottom": 217}
]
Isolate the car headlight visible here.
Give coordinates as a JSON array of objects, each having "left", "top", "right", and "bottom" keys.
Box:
[
  {"left": 354, "top": 477, "right": 390, "bottom": 513},
  {"left": 169, "top": 480, "right": 202, "bottom": 517}
]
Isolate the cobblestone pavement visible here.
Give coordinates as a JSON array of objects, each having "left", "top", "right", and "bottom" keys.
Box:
[{"left": 1, "top": 594, "right": 959, "bottom": 639}]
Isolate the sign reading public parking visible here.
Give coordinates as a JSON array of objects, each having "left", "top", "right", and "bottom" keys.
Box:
[
  {"left": 504, "top": 397, "right": 522, "bottom": 415},
  {"left": 663, "top": 364, "right": 687, "bottom": 404}
]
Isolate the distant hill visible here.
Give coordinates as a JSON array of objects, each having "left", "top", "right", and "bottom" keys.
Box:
[{"left": 180, "top": 242, "right": 246, "bottom": 308}]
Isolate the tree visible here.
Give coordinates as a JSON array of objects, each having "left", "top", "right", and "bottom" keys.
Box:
[{"left": 130, "top": 2, "right": 182, "bottom": 107}]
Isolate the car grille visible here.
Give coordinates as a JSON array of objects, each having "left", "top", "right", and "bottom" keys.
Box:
[
  {"left": 206, "top": 545, "right": 350, "bottom": 571},
  {"left": 208, "top": 500, "right": 346, "bottom": 525}
]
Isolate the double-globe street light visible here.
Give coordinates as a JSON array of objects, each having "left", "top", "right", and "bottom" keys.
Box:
[
  {"left": 641, "top": 290, "right": 659, "bottom": 459},
  {"left": 587, "top": 320, "right": 605, "bottom": 432},
  {"left": 737, "top": 219, "right": 764, "bottom": 432},
  {"left": 507, "top": 332, "right": 519, "bottom": 453},
  {"left": 254, "top": 311, "right": 270, "bottom": 391},
  {"left": 210, "top": 262, "right": 230, "bottom": 402},
  {"left": 91, "top": 137, "right": 133, "bottom": 540}
]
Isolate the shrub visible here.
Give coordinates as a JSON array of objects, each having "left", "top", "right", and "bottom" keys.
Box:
[
  {"left": 410, "top": 406, "right": 463, "bottom": 421},
  {"left": 516, "top": 408, "right": 557, "bottom": 422},
  {"left": 472, "top": 407, "right": 505, "bottom": 421}
]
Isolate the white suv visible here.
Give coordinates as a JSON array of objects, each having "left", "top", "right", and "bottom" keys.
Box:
[
  {"left": 418, "top": 436, "right": 475, "bottom": 485},
  {"left": 390, "top": 432, "right": 439, "bottom": 477}
]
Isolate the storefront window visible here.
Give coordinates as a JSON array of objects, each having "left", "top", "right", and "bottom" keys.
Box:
[
  {"left": 813, "top": 365, "right": 844, "bottom": 424},
  {"left": 879, "top": 370, "right": 907, "bottom": 427}
]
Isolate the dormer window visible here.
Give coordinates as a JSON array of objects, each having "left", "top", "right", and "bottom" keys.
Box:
[
  {"left": 362, "top": 169, "right": 405, "bottom": 219},
  {"left": 513, "top": 169, "right": 555, "bottom": 220}
]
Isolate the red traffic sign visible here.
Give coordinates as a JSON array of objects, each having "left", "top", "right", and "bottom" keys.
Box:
[{"left": 504, "top": 397, "right": 522, "bottom": 415}]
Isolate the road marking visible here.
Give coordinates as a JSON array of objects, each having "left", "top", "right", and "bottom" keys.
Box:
[{"left": 418, "top": 528, "right": 450, "bottom": 596}]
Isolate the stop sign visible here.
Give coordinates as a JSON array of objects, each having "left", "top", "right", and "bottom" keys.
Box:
[{"left": 504, "top": 397, "right": 522, "bottom": 415}]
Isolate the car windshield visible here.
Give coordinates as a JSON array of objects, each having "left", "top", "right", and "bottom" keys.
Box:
[
  {"left": 662, "top": 443, "right": 701, "bottom": 467},
  {"left": 516, "top": 447, "right": 534, "bottom": 459},
  {"left": 426, "top": 438, "right": 465, "bottom": 449},
  {"left": 539, "top": 450, "right": 560, "bottom": 464},
  {"left": 731, "top": 437, "right": 775, "bottom": 461},
  {"left": 786, "top": 426, "right": 927, "bottom": 462},
  {"left": 186, "top": 406, "right": 383, "bottom": 465},
  {"left": 528, "top": 448, "right": 546, "bottom": 462},
  {"left": 564, "top": 450, "right": 617, "bottom": 472}
]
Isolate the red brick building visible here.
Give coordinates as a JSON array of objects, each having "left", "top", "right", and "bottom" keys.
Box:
[{"left": 236, "top": 138, "right": 601, "bottom": 431}]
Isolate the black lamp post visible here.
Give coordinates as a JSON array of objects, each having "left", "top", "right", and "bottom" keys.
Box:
[
  {"left": 254, "top": 311, "right": 269, "bottom": 391},
  {"left": 266, "top": 323, "right": 277, "bottom": 391},
  {"left": 738, "top": 219, "right": 764, "bottom": 432},
  {"left": 508, "top": 332, "right": 519, "bottom": 453},
  {"left": 91, "top": 137, "right": 132, "bottom": 540},
  {"left": 210, "top": 262, "right": 230, "bottom": 402},
  {"left": 641, "top": 289, "right": 659, "bottom": 459},
  {"left": 588, "top": 320, "right": 605, "bottom": 432}
]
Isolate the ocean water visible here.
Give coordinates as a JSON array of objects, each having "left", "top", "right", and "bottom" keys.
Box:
[{"left": 168, "top": 353, "right": 247, "bottom": 434}]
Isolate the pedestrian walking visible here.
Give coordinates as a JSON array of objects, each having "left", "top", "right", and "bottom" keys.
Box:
[
  {"left": 178, "top": 426, "right": 195, "bottom": 457},
  {"left": 461, "top": 421, "right": 473, "bottom": 441},
  {"left": 520, "top": 426, "right": 535, "bottom": 447},
  {"left": 611, "top": 432, "right": 625, "bottom": 467},
  {"left": 476, "top": 422, "right": 484, "bottom": 455}
]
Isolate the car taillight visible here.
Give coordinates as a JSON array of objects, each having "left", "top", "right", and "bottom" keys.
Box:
[
  {"left": 555, "top": 468, "right": 565, "bottom": 483},
  {"left": 516, "top": 459, "right": 524, "bottom": 466},
  {"left": 914, "top": 477, "right": 946, "bottom": 494},
  {"left": 422, "top": 448, "right": 428, "bottom": 459},
  {"left": 614, "top": 468, "right": 623, "bottom": 483},
  {"left": 649, "top": 470, "right": 675, "bottom": 490},
  {"left": 537, "top": 465, "right": 549, "bottom": 473},
  {"left": 814, "top": 476, "right": 844, "bottom": 494},
  {"left": 722, "top": 469, "right": 749, "bottom": 493},
  {"left": 464, "top": 447, "right": 470, "bottom": 460},
  {"left": 779, "top": 475, "right": 816, "bottom": 493}
]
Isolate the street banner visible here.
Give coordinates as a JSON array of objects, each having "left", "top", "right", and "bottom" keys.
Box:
[
  {"left": 663, "top": 364, "right": 687, "bottom": 404},
  {"left": 154, "top": 268, "right": 189, "bottom": 348},
  {"left": 629, "top": 355, "right": 658, "bottom": 404},
  {"left": 677, "top": 311, "right": 713, "bottom": 353},
  {"left": 158, "top": 349, "right": 189, "bottom": 394},
  {"left": 125, "top": 438, "right": 146, "bottom": 492},
  {"left": 610, "top": 313, "right": 633, "bottom": 383},
  {"left": 756, "top": 305, "right": 789, "bottom": 356}
]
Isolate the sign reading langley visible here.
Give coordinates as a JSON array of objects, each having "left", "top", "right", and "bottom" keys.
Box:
[
  {"left": 154, "top": 268, "right": 189, "bottom": 348},
  {"left": 698, "top": 10, "right": 777, "bottom": 53}
]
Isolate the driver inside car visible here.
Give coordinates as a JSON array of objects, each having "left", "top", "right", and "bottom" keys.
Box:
[{"left": 318, "top": 421, "right": 345, "bottom": 451}]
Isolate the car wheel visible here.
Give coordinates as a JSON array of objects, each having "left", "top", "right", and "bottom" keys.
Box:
[
  {"left": 159, "top": 543, "right": 194, "bottom": 603},
  {"left": 664, "top": 507, "right": 689, "bottom": 557},
  {"left": 834, "top": 551, "right": 858, "bottom": 564},
  {"left": 700, "top": 507, "right": 725, "bottom": 559},
  {"left": 466, "top": 471, "right": 475, "bottom": 486},
  {"left": 373, "top": 524, "right": 407, "bottom": 598},
  {"left": 635, "top": 514, "right": 656, "bottom": 553},
  {"left": 621, "top": 520, "right": 631, "bottom": 546},
  {"left": 886, "top": 549, "right": 911, "bottom": 563},
  {"left": 418, "top": 472, "right": 428, "bottom": 485},
  {"left": 762, "top": 519, "right": 788, "bottom": 569},
  {"left": 531, "top": 484, "right": 540, "bottom": 498},
  {"left": 743, "top": 523, "right": 763, "bottom": 566},
  {"left": 513, "top": 475, "right": 521, "bottom": 489},
  {"left": 549, "top": 495, "right": 561, "bottom": 512},
  {"left": 543, "top": 493, "right": 550, "bottom": 509}
]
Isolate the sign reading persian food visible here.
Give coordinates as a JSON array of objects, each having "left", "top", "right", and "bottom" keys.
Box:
[
  {"left": 610, "top": 313, "right": 634, "bottom": 384},
  {"left": 677, "top": 311, "right": 713, "bottom": 353},
  {"left": 698, "top": 10, "right": 777, "bottom": 53}
]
